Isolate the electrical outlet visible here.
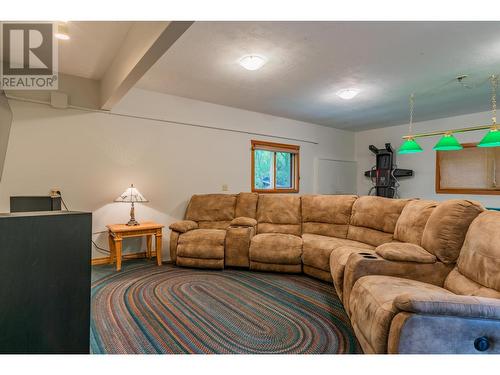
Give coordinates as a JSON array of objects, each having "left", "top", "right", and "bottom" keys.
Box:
[
  {"left": 222, "top": 184, "right": 229, "bottom": 192},
  {"left": 50, "top": 188, "right": 60, "bottom": 197}
]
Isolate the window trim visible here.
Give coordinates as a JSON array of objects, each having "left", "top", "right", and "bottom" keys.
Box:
[
  {"left": 251, "top": 140, "right": 300, "bottom": 193},
  {"left": 435, "top": 142, "right": 500, "bottom": 195}
]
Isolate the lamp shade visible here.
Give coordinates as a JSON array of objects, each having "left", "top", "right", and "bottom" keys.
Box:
[
  {"left": 115, "top": 184, "right": 148, "bottom": 203},
  {"left": 478, "top": 128, "right": 500, "bottom": 148},
  {"left": 433, "top": 134, "right": 463, "bottom": 151},
  {"left": 398, "top": 138, "right": 423, "bottom": 154}
]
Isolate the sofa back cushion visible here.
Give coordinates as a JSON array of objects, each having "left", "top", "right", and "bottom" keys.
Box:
[
  {"left": 256, "top": 194, "right": 301, "bottom": 236},
  {"left": 421, "top": 199, "right": 484, "bottom": 264},
  {"left": 347, "top": 196, "right": 411, "bottom": 247},
  {"left": 444, "top": 211, "right": 500, "bottom": 296},
  {"left": 393, "top": 200, "right": 438, "bottom": 245},
  {"left": 301, "top": 195, "right": 357, "bottom": 238},
  {"left": 235, "top": 192, "right": 259, "bottom": 219},
  {"left": 185, "top": 194, "right": 237, "bottom": 229}
]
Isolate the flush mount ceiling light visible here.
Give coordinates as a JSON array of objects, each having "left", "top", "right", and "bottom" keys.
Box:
[
  {"left": 238, "top": 55, "right": 267, "bottom": 71},
  {"left": 54, "top": 22, "right": 70, "bottom": 40},
  {"left": 336, "top": 88, "right": 361, "bottom": 100}
]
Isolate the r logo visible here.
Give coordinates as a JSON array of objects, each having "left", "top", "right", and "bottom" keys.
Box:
[
  {"left": 2, "top": 23, "right": 53, "bottom": 75},
  {"left": 1, "top": 22, "right": 57, "bottom": 89}
]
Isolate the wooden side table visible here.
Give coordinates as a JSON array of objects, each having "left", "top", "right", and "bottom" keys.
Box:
[{"left": 106, "top": 221, "right": 164, "bottom": 271}]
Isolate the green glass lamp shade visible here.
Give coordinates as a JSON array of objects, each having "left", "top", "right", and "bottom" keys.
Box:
[
  {"left": 433, "top": 134, "right": 463, "bottom": 151},
  {"left": 398, "top": 138, "right": 423, "bottom": 154},
  {"left": 478, "top": 128, "right": 500, "bottom": 148}
]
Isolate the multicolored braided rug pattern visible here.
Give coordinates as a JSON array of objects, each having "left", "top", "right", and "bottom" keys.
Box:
[{"left": 91, "top": 261, "right": 362, "bottom": 354}]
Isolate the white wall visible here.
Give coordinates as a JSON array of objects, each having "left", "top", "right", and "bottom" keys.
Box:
[
  {"left": 0, "top": 88, "right": 355, "bottom": 259},
  {"left": 0, "top": 93, "right": 13, "bottom": 182},
  {"left": 355, "top": 110, "right": 500, "bottom": 208}
]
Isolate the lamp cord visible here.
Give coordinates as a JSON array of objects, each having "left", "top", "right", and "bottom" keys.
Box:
[{"left": 57, "top": 191, "right": 110, "bottom": 254}]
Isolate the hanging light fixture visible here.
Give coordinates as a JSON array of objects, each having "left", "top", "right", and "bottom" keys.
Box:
[
  {"left": 478, "top": 75, "right": 500, "bottom": 148},
  {"left": 398, "top": 94, "right": 424, "bottom": 154},
  {"left": 433, "top": 132, "right": 463, "bottom": 151}
]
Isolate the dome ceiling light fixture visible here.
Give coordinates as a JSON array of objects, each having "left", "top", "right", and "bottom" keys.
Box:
[
  {"left": 398, "top": 74, "right": 500, "bottom": 154},
  {"left": 336, "top": 88, "right": 361, "bottom": 100},
  {"left": 238, "top": 55, "right": 267, "bottom": 71},
  {"left": 54, "top": 22, "right": 70, "bottom": 40}
]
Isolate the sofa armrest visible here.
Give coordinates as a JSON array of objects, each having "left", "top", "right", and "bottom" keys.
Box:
[
  {"left": 376, "top": 242, "right": 437, "bottom": 264},
  {"left": 342, "top": 253, "right": 454, "bottom": 314},
  {"left": 230, "top": 217, "right": 257, "bottom": 227},
  {"left": 169, "top": 220, "right": 198, "bottom": 233},
  {"left": 394, "top": 291, "right": 500, "bottom": 320},
  {"left": 388, "top": 311, "right": 500, "bottom": 353}
]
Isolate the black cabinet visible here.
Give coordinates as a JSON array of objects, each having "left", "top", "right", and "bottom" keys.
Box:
[{"left": 0, "top": 211, "right": 91, "bottom": 353}]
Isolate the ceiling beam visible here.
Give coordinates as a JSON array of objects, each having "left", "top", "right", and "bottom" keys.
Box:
[{"left": 100, "top": 21, "right": 193, "bottom": 110}]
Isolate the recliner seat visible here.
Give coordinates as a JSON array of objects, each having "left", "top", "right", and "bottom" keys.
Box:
[
  {"left": 249, "top": 194, "right": 303, "bottom": 273},
  {"left": 301, "top": 194, "right": 374, "bottom": 282}
]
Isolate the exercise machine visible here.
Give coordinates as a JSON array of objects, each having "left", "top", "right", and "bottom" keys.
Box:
[{"left": 364, "top": 143, "right": 413, "bottom": 198}]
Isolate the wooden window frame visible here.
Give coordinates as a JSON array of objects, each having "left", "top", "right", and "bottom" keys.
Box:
[
  {"left": 251, "top": 140, "right": 300, "bottom": 193},
  {"left": 435, "top": 142, "right": 500, "bottom": 195}
]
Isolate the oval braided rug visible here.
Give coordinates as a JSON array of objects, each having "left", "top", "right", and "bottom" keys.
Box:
[{"left": 91, "top": 262, "right": 361, "bottom": 354}]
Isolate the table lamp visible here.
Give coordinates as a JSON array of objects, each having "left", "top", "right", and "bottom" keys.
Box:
[{"left": 114, "top": 184, "right": 149, "bottom": 226}]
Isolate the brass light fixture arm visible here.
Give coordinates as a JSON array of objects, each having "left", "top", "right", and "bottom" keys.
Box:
[
  {"left": 402, "top": 124, "right": 493, "bottom": 140},
  {"left": 401, "top": 75, "right": 499, "bottom": 141}
]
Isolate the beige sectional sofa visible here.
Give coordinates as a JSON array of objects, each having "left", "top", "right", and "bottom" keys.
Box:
[{"left": 169, "top": 192, "right": 500, "bottom": 353}]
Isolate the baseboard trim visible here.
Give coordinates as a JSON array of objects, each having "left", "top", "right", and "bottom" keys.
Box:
[{"left": 91, "top": 251, "right": 157, "bottom": 266}]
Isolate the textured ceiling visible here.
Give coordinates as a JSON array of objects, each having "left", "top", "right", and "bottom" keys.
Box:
[
  {"left": 58, "top": 21, "right": 132, "bottom": 80},
  {"left": 136, "top": 21, "right": 500, "bottom": 130}
]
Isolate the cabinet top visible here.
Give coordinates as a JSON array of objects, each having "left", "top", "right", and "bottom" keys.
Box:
[{"left": 0, "top": 211, "right": 90, "bottom": 219}]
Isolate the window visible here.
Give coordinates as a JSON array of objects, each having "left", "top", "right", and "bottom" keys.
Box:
[
  {"left": 436, "top": 143, "right": 500, "bottom": 195},
  {"left": 251, "top": 140, "right": 300, "bottom": 193}
]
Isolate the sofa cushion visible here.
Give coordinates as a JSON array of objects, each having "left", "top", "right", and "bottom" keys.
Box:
[
  {"left": 421, "top": 199, "right": 484, "bottom": 264},
  {"left": 347, "top": 196, "right": 411, "bottom": 247},
  {"left": 169, "top": 220, "right": 198, "bottom": 233},
  {"left": 452, "top": 211, "right": 500, "bottom": 292},
  {"left": 346, "top": 226, "right": 394, "bottom": 247},
  {"left": 393, "top": 200, "right": 438, "bottom": 245},
  {"left": 301, "top": 195, "right": 357, "bottom": 238},
  {"left": 249, "top": 233, "right": 302, "bottom": 265},
  {"left": 230, "top": 217, "right": 257, "bottom": 227},
  {"left": 198, "top": 221, "right": 232, "bottom": 230},
  {"left": 256, "top": 195, "right": 302, "bottom": 236},
  {"left": 349, "top": 275, "right": 452, "bottom": 353},
  {"left": 444, "top": 268, "right": 500, "bottom": 299},
  {"left": 302, "top": 233, "right": 373, "bottom": 272},
  {"left": 185, "top": 194, "right": 237, "bottom": 222},
  {"left": 235, "top": 192, "right": 259, "bottom": 219},
  {"left": 177, "top": 229, "right": 226, "bottom": 259},
  {"left": 375, "top": 243, "right": 437, "bottom": 264},
  {"left": 349, "top": 196, "right": 412, "bottom": 233}
]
